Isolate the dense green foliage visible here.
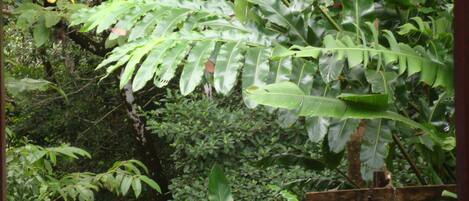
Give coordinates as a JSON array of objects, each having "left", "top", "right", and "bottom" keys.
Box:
[
  {"left": 144, "top": 93, "right": 343, "bottom": 200},
  {"left": 4, "top": 0, "right": 456, "bottom": 200},
  {"left": 7, "top": 144, "right": 160, "bottom": 201}
]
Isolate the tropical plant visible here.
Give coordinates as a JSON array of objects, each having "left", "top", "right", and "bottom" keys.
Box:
[
  {"left": 7, "top": 0, "right": 456, "bottom": 200},
  {"left": 70, "top": 0, "right": 455, "bottom": 183},
  {"left": 145, "top": 94, "right": 343, "bottom": 200},
  {"left": 7, "top": 144, "right": 161, "bottom": 201}
]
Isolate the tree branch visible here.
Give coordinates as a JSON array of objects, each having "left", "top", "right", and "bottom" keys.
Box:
[{"left": 64, "top": 26, "right": 111, "bottom": 57}]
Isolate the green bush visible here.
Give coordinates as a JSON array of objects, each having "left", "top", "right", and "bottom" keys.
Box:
[{"left": 146, "top": 93, "right": 342, "bottom": 200}]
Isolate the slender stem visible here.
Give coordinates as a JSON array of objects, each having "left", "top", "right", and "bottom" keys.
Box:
[
  {"left": 392, "top": 133, "right": 427, "bottom": 185},
  {"left": 318, "top": 6, "right": 343, "bottom": 32}
]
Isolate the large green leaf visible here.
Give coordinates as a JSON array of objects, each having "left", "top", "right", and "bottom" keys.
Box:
[
  {"left": 44, "top": 11, "right": 61, "bottom": 28},
  {"left": 319, "top": 35, "right": 345, "bottom": 83},
  {"left": 270, "top": 57, "right": 293, "bottom": 83},
  {"left": 277, "top": 58, "right": 313, "bottom": 128},
  {"left": 245, "top": 82, "right": 433, "bottom": 134},
  {"left": 242, "top": 47, "right": 271, "bottom": 108},
  {"left": 290, "top": 58, "right": 316, "bottom": 93},
  {"left": 208, "top": 165, "right": 233, "bottom": 201},
  {"left": 33, "top": 20, "right": 50, "bottom": 47},
  {"left": 214, "top": 42, "right": 244, "bottom": 95},
  {"left": 328, "top": 119, "right": 360, "bottom": 153},
  {"left": 341, "top": 0, "right": 374, "bottom": 30},
  {"left": 360, "top": 119, "right": 392, "bottom": 181},
  {"left": 337, "top": 93, "right": 389, "bottom": 110},
  {"left": 269, "top": 57, "right": 296, "bottom": 127},
  {"left": 5, "top": 77, "right": 65, "bottom": 98},
  {"left": 364, "top": 70, "right": 397, "bottom": 99},
  {"left": 249, "top": 0, "right": 309, "bottom": 45},
  {"left": 234, "top": 0, "right": 251, "bottom": 23},
  {"left": 306, "top": 117, "right": 330, "bottom": 143},
  {"left": 319, "top": 55, "right": 344, "bottom": 83},
  {"left": 180, "top": 41, "right": 216, "bottom": 95}
]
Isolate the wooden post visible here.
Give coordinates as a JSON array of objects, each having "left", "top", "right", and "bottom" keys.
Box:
[
  {"left": 305, "top": 185, "right": 457, "bottom": 201},
  {"left": 454, "top": 1, "right": 469, "bottom": 201},
  {"left": 347, "top": 121, "right": 365, "bottom": 187}
]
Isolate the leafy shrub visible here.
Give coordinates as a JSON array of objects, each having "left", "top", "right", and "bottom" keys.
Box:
[
  {"left": 146, "top": 93, "right": 342, "bottom": 200},
  {"left": 7, "top": 144, "right": 160, "bottom": 201}
]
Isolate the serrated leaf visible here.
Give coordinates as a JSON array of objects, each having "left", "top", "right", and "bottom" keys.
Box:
[
  {"left": 108, "top": 6, "right": 152, "bottom": 40},
  {"left": 153, "top": 8, "right": 191, "bottom": 37},
  {"left": 97, "top": 41, "right": 145, "bottom": 70},
  {"left": 128, "top": 12, "right": 160, "bottom": 41},
  {"left": 155, "top": 42, "right": 191, "bottom": 87},
  {"left": 119, "top": 39, "right": 161, "bottom": 89},
  {"left": 180, "top": 41, "right": 216, "bottom": 95},
  {"left": 132, "top": 40, "right": 175, "bottom": 91}
]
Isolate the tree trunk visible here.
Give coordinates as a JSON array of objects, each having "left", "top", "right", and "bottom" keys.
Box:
[
  {"left": 38, "top": 48, "right": 56, "bottom": 83},
  {"left": 122, "top": 83, "right": 171, "bottom": 201},
  {"left": 347, "top": 121, "right": 366, "bottom": 188}
]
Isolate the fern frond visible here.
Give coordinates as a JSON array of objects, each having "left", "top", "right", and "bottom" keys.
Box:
[{"left": 290, "top": 33, "right": 453, "bottom": 90}]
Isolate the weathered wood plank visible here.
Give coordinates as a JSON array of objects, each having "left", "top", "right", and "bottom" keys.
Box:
[
  {"left": 305, "top": 185, "right": 456, "bottom": 201},
  {"left": 455, "top": 0, "right": 469, "bottom": 200}
]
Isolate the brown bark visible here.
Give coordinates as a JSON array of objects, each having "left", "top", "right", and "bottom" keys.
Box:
[
  {"left": 122, "top": 83, "right": 171, "bottom": 201},
  {"left": 347, "top": 121, "right": 366, "bottom": 188},
  {"left": 38, "top": 48, "right": 56, "bottom": 83}
]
